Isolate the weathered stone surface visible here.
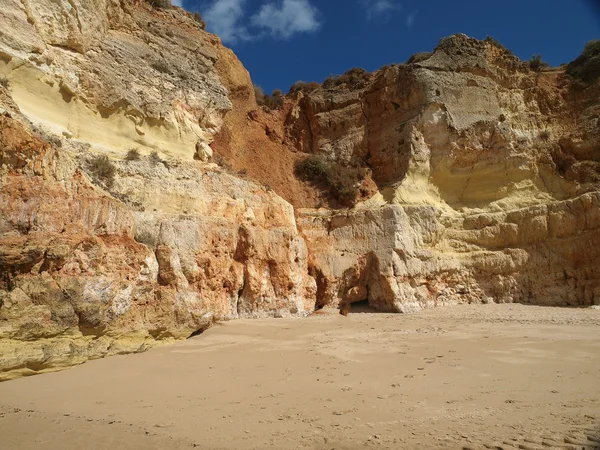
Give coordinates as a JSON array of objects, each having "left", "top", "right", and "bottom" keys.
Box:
[
  {"left": 299, "top": 192, "right": 600, "bottom": 313},
  {"left": 0, "top": 93, "right": 315, "bottom": 381},
  {"left": 0, "top": 0, "right": 598, "bottom": 383},
  {"left": 0, "top": 0, "right": 230, "bottom": 158},
  {"left": 290, "top": 35, "right": 600, "bottom": 312}
]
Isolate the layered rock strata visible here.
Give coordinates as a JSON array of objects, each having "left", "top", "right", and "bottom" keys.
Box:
[
  {"left": 289, "top": 35, "right": 600, "bottom": 312},
  {"left": 0, "top": 0, "right": 228, "bottom": 158},
  {"left": 0, "top": 0, "right": 315, "bottom": 380},
  {"left": 0, "top": 0, "right": 598, "bottom": 381}
]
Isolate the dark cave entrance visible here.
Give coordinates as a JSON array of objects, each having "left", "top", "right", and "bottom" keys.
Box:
[{"left": 346, "top": 299, "right": 379, "bottom": 314}]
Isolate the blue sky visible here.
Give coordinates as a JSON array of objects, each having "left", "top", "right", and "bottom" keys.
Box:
[{"left": 176, "top": 0, "right": 600, "bottom": 93}]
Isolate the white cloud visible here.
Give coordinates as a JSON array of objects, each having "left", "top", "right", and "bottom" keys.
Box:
[
  {"left": 406, "top": 11, "right": 417, "bottom": 27},
  {"left": 202, "top": 0, "right": 320, "bottom": 43},
  {"left": 361, "top": 0, "right": 401, "bottom": 20},
  {"left": 251, "top": 0, "right": 321, "bottom": 39},
  {"left": 203, "top": 0, "right": 251, "bottom": 44},
  {"left": 172, "top": 0, "right": 184, "bottom": 7}
]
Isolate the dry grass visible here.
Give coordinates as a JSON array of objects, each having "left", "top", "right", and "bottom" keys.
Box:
[
  {"left": 88, "top": 155, "right": 116, "bottom": 188},
  {"left": 294, "top": 155, "right": 365, "bottom": 207},
  {"left": 125, "top": 148, "right": 141, "bottom": 161}
]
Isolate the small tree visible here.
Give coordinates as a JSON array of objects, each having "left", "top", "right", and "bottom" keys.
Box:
[
  {"left": 323, "top": 75, "right": 336, "bottom": 89},
  {"left": 254, "top": 85, "right": 284, "bottom": 110}
]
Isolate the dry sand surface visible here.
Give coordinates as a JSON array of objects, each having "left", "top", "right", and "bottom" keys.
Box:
[{"left": 1, "top": 304, "right": 600, "bottom": 450}]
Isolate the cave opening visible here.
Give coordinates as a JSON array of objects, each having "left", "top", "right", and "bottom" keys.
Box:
[
  {"left": 349, "top": 299, "right": 379, "bottom": 313},
  {"left": 340, "top": 299, "right": 380, "bottom": 315}
]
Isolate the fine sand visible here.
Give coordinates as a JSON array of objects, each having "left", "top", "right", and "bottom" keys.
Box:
[{"left": 1, "top": 304, "right": 600, "bottom": 450}]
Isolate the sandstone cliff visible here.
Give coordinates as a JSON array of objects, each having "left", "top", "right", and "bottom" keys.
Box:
[
  {"left": 0, "top": 0, "right": 315, "bottom": 381},
  {"left": 289, "top": 35, "right": 600, "bottom": 312},
  {"left": 0, "top": 1, "right": 598, "bottom": 381}
]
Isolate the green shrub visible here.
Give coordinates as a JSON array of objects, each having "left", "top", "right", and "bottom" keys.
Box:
[
  {"left": 294, "top": 155, "right": 364, "bottom": 206},
  {"left": 148, "top": 0, "right": 171, "bottom": 8},
  {"left": 295, "top": 155, "right": 330, "bottom": 181},
  {"left": 407, "top": 52, "right": 433, "bottom": 64},
  {"left": 529, "top": 54, "right": 549, "bottom": 72},
  {"left": 567, "top": 40, "right": 600, "bottom": 83},
  {"left": 89, "top": 155, "right": 116, "bottom": 188},
  {"left": 125, "top": 148, "right": 141, "bottom": 161}
]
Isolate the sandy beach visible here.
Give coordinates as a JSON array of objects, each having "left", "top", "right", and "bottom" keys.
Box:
[{"left": 1, "top": 304, "right": 599, "bottom": 450}]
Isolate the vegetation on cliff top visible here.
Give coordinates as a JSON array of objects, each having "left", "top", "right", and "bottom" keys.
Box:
[
  {"left": 567, "top": 40, "right": 600, "bottom": 83},
  {"left": 146, "top": 0, "right": 206, "bottom": 28},
  {"left": 323, "top": 67, "right": 372, "bottom": 90},
  {"left": 147, "top": 0, "right": 172, "bottom": 8},
  {"left": 254, "top": 85, "right": 284, "bottom": 110},
  {"left": 528, "top": 54, "right": 550, "bottom": 72}
]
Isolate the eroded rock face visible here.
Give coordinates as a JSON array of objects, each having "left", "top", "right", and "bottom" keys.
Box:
[
  {"left": 299, "top": 193, "right": 600, "bottom": 312},
  {"left": 0, "top": 90, "right": 315, "bottom": 381},
  {"left": 0, "top": 2, "right": 598, "bottom": 383},
  {"left": 290, "top": 35, "right": 600, "bottom": 312},
  {"left": 0, "top": 0, "right": 229, "bottom": 158}
]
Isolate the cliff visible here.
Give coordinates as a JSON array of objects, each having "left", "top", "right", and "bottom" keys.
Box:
[
  {"left": 0, "top": 0, "right": 315, "bottom": 381},
  {"left": 288, "top": 35, "right": 600, "bottom": 312},
  {"left": 0, "top": 2, "right": 598, "bottom": 380}
]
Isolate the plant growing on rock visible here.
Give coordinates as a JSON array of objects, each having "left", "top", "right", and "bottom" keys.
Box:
[
  {"left": 88, "top": 155, "right": 116, "bottom": 188},
  {"left": 567, "top": 40, "right": 600, "bottom": 83},
  {"left": 254, "top": 85, "right": 284, "bottom": 110},
  {"left": 295, "top": 154, "right": 330, "bottom": 180},
  {"left": 193, "top": 12, "right": 206, "bottom": 29},
  {"left": 149, "top": 151, "right": 163, "bottom": 165},
  {"left": 322, "top": 68, "right": 372, "bottom": 90},
  {"left": 407, "top": 52, "right": 433, "bottom": 64},
  {"left": 529, "top": 54, "right": 549, "bottom": 72},
  {"left": 538, "top": 130, "right": 551, "bottom": 142},
  {"left": 484, "top": 36, "right": 512, "bottom": 54},
  {"left": 289, "top": 81, "right": 320, "bottom": 94},
  {"left": 213, "top": 153, "right": 233, "bottom": 172},
  {"left": 125, "top": 148, "right": 141, "bottom": 161},
  {"left": 294, "top": 155, "right": 365, "bottom": 207},
  {"left": 0, "top": 77, "right": 9, "bottom": 89},
  {"left": 148, "top": 0, "right": 172, "bottom": 8}
]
